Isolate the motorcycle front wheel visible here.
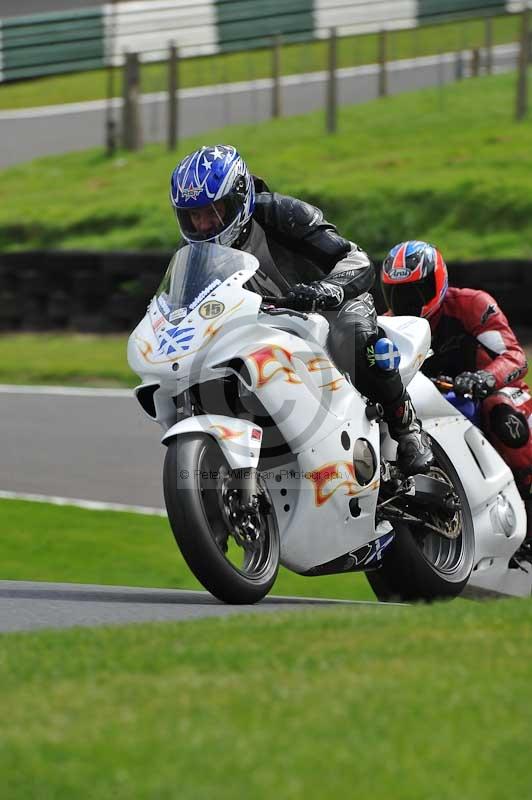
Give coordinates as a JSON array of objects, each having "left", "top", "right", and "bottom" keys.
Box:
[
  {"left": 163, "top": 434, "right": 280, "bottom": 604},
  {"left": 366, "top": 438, "right": 475, "bottom": 603}
]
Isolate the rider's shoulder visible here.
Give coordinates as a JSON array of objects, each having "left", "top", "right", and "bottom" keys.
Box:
[
  {"left": 444, "top": 286, "right": 497, "bottom": 314},
  {"left": 253, "top": 189, "right": 324, "bottom": 236}
]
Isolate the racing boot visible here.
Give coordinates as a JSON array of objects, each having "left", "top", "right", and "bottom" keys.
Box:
[{"left": 384, "top": 391, "right": 434, "bottom": 476}]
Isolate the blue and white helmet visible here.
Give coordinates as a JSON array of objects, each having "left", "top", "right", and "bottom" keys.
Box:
[{"left": 170, "top": 145, "right": 255, "bottom": 247}]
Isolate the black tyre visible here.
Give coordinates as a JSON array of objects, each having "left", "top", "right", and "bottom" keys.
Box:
[
  {"left": 163, "top": 434, "right": 279, "bottom": 604},
  {"left": 366, "top": 438, "right": 475, "bottom": 603}
]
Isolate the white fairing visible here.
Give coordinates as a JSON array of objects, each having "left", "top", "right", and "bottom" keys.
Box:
[
  {"left": 408, "top": 371, "right": 529, "bottom": 597},
  {"left": 378, "top": 315, "right": 432, "bottom": 386},
  {"left": 128, "top": 245, "right": 383, "bottom": 573},
  {"left": 128, "top": 243, "right": 530, "bottom": 596}
]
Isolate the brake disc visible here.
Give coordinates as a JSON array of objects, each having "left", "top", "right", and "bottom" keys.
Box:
[{"left": 427, "top": 466, "right": 462, "bottom": 540}]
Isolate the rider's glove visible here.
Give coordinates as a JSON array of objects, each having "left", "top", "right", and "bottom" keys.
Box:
[
  {"left": 454, "top": 370, "right": 496, "bottom": 400},
  {"left": 285, "top": 281, "right": 344, "bottom": 312}
]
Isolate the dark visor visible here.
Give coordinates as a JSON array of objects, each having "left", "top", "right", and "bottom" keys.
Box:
[
  {"left": 176, "top": 194, "right": 244, "bottom": 242},
  {"left": 382, "top": 272, "right": 436, "bottom": 316}
]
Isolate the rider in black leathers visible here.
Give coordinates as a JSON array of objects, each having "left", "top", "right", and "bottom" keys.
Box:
[{"left": 170, "top": 146, "right": 434, "bottom": 476}]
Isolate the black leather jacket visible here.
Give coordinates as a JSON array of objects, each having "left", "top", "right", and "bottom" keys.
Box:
[{"left": 239, "top": 180, "right": 375, "bottom": 303}]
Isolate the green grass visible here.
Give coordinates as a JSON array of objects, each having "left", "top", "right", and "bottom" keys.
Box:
[
  {"left": 0, "top": 499, "right": 374, "bottom": 600},
  {"left": 0, "top": 333, "right": 529, "bottom": 390},
  {"left": 0, "top": 14, "right": 519, "bottom": 110},
  {"left": 0, "top": 333, "right": 135, "bottom": 387},
  {"left": 1, "top": 600, "right": 531, "bottom": 799},
  {"left": 1, "top": 71, "right": 532, "bottom": 259}
]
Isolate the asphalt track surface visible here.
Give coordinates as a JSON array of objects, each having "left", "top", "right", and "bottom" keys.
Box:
[
  {"left": 0, "top": 45, "right": 519, "bottom": 169},
  {"left": 0, "top": 580, "right": 392, "bottom": 632},
  {"left": 0, "top": 386, "right": 165, "bottom": 510},
  {"left": 0, "top": 388, "right": 389, "bottom": 629}
]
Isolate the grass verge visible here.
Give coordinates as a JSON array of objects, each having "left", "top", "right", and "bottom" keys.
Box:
[
  {"left": 0, "top": 336, "right": 529, "bottom": 389},
  {"left": 1, "top": 600, "right": 531, "bottom": 799},
  {"left": 1, "top": 71, "right": 532, "bottom": 258},
  {"left": 0, "top": 499, "right": 374, "bottom": 600},
  {"left": 0, "top": 333, "right": 134, "bottom": 387},
  {"left": 0, "top": 14, "right": 519, "bottom": 110}
]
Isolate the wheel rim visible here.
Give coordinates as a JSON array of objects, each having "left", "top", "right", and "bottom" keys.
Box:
[
  {"left": 197, "top": 441, "right": 278, "bottom": 583},
  {"left": 414, "top": 465, "right": 472, "bottom": 578}
]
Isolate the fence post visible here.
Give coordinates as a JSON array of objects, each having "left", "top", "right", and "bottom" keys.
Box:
[
  {"left": 122, "top": 52, "right": 142, "bottom": 150},
  {"left": 326, "top": 27, "right": 337, "bottom": 133},
  {"left": 106, "top": 63, "right": 117, "bottom": 157},
  {"left": 471, "top": 47, "right": 480, "bottom": 78},
  {"left": 437, "top": 51, "right": 445, "bottom": 111},
  {"left": 105, "top": 0, "right": 118, "bottom": 156},
  {"left": 378, "top": 29, "right": 388, "bottom": 97},
  {"left": 484, "top": 17, "right": 493, "bottom": 75},
  {"left": 455, "top": 49, "right": 464, "bottom": 81},
  {"left": 516, "top": 7, "right": 531, "bottom": 121},
  {"left": 167, "top": 43, "right": 179, "bottom": 150},
  {"left": 271, "top": 35, "right": 282, "bottom": 118}
]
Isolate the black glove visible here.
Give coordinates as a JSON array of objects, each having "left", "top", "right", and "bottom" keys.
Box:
[
  {"left": 285, "top": 281, "right": 344, "bottom": 312},
  {"left": 453, "top": 370, "right": 496, "bottom": 400}
]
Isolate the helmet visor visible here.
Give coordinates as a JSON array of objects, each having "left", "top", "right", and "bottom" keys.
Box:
[
  {"left": 382, "top": 272, "right": 437, "bottom": 317},
  {"left": 175, "top": 194, "right": 244, "bottom": 243}
]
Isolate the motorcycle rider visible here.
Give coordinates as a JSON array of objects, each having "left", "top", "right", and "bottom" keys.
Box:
[
  {"left": 169, "top": 144, "right": 434, "bottom": 477},
  {"left": 381, "top": 240, "right": 532, "bottom": 548}
]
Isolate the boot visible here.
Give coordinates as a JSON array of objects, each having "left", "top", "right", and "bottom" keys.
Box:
[{"left": 384, "top": 392, "right": 434, "bottom": 476}]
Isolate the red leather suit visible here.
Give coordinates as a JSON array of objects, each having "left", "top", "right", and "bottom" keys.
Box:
[{"left": 421, "top": 287, "right": 532, "bottom": 532}]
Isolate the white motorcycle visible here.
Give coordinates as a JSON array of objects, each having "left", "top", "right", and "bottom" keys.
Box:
[{"left": 127, "top": 243, "right": 530, "bottom": 603}]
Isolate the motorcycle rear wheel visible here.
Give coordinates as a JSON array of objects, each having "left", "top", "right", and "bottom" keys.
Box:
[
  {"left": 366, "top": 438, "right": 475, "bottom": 603},
  {"left": 163, "top": 434, "right": 280, "bottom": 604}
]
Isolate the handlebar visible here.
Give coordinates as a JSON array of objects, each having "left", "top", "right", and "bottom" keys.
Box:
[
  {"left": 431, "top": 376, "right": 454, "bottom": 392},
  {"left": 260, "top": 296, "right": 309, "bottom": 320},
  {"left": 431, "top": 375, "right": 475, "bottom": 401}
]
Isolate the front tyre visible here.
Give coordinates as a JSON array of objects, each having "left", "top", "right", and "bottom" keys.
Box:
[
  {"left": 163, "top": 434, "right": 279, "bottom": 604},
  {"left": 367, "top": 438, "right": 475, "bottom": 603}
]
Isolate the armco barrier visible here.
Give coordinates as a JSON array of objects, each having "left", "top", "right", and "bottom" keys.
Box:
[{"left": 0, "top": 251, "right": 530, "bottom": 332}]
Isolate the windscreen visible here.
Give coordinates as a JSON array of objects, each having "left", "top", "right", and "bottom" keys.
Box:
[{"left": 156, "top": 242, "right": 258, "bottom": 321}]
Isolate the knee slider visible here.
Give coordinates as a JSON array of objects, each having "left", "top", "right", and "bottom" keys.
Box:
[
  {"left": 373, "top": 338, "right": 401, "bottom": 371},
  {"left": 489, "top": 404, "right": 530, "bottom": 448}
]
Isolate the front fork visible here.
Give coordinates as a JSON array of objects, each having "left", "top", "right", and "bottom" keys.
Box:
[
  {"left": 223, "top": 467, "right": 272, "bottom": 544},
  {"left": 231, "top": 467, "right": 259, "bottom": 506}
]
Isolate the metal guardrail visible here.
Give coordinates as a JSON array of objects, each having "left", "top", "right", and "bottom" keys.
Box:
[{"left": 0, "top": 0, "right": 526, "bottom": 83}]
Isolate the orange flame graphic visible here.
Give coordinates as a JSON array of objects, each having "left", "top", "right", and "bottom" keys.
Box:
[
  {"left": 306, "top": 357, "right": 333, "bottom": 372},
  {"left": 306, "top": 461, "right": 358, "bottom": 507},
  {"left": 248, "top": 345, "right": 302, "bottom": 387},
  {"left": 209, "top": 425, "right": 245, "bottom": 440},
  {"left": 319, "top": 378, "right": 345, "bottom": 392}
]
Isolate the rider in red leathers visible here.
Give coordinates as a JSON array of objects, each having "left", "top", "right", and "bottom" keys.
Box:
[{"left": 380, "top": 241, "right": 532, "bottom": 550}]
